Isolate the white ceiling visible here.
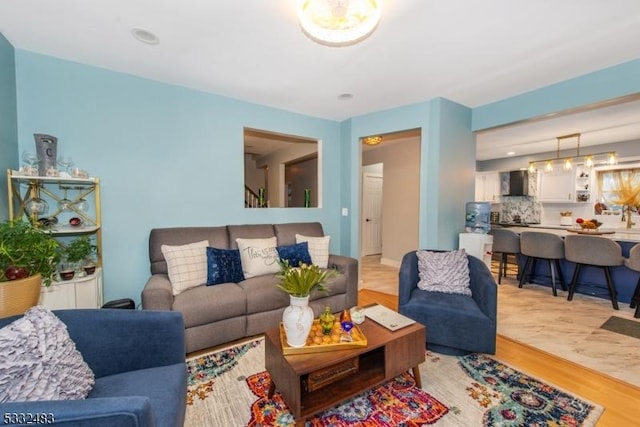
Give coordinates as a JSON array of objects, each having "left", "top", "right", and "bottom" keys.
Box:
[{"left": 1, "top": 0, "right": 640, "bottom": 160}]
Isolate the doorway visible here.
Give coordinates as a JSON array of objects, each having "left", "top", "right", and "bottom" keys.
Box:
[{"left": 359, "top": 129, "right": 421, "bottom": 293}]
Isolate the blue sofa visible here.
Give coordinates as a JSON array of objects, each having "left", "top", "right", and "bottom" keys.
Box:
[
  {"left": 399, "top": 251, "right": 497, "bottom": 355},
  {"left": 0, "top": 309, "right": 187, "bottom": 427}
]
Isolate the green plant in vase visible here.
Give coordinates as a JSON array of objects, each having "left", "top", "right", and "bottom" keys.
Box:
[
  {"left": 62, "top": 236, "right": 97, "bottom": 276},
  {"left": 275, "top": 260, "right": 338, "bottom": 297},
  {"left": 0, "top": 220, "right": 61, "bottom": 285},
  {"left": 276, "top": 260, "right": 340, "bottom": 348},
  {"left": 0, "top": 219, "right": 61, "bottom": 316}
]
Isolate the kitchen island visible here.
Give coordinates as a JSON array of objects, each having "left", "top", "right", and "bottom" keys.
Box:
[{"left": 498, "top": 225, "right": 640, "bottom": 305}]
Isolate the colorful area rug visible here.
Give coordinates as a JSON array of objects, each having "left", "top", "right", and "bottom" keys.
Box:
[{"left": 185, "top": 338, "right": 603, "bottom": 426}]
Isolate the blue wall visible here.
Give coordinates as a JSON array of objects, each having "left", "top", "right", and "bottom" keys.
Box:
[
  {"left": 0, "top": 34, "right": 17, "bottom": 221},
  {"left": 12, "top": 50, "right": 477, "bottom": 304},
  {"left": 14, "top": 51, "right": 343, "bottom": 304},
  {"left": 428, "top": 98, "right": 475, "bottom": 249},
  {"left": 342, "top": 98, "right": 474, "bottom": 255},
  {"left": 8, "top": 44, "right": 640, "bottom": 306},
  {"left": 472, "top": 59, "right": 640, "bottom": 131}
]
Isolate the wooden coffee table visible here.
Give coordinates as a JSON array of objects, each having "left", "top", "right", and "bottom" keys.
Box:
[{"left": 264, "top": 311, "right": 426, "bottom": 426}]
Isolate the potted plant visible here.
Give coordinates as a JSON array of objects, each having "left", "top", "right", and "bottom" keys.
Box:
[
  {"left": 276, "top": 260, "right": 339, "bottom": 348},
  {"left": 276, "top": 260, "right": 337, "bottom": 297},
  {"left": 62, "top": 236, "right": 97, "bottom": 276},
  {"left": 0, "top": 219, "right": 61, "bottom": 316}
]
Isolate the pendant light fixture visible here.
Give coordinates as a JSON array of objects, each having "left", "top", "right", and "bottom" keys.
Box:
[
  {"left": 297, "top": 0, "right": 382, "bottom": 47},
  {"left": 528, "top": 133, "right": 617, "bottom": 173}
]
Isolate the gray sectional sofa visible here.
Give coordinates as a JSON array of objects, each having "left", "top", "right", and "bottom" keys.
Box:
[{"left": 141, "top": 222, "right": 358, "bottom": 353}]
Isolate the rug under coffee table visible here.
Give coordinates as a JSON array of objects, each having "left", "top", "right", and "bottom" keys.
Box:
[{"left": 264, "top": 314, "right": 426, "bottom": 426}]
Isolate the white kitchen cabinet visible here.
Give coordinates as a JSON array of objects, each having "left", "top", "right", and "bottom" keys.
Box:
[
  {"left": 538, "top": 169, "right": 574, "bottom": 202},
  {"left": 475, "top": 172, "right": 501, "bottom": 203}
]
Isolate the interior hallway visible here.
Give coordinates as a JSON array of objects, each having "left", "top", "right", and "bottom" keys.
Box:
[{"left": 359, "top": 254, "right": 640, "bottom": 388}]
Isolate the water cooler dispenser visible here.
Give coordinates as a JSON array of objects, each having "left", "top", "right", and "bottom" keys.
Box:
[{"left": 459, "top": 202, "right": 493, "bottom": 269}]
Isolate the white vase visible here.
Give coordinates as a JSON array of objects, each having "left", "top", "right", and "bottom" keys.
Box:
[{"left": 282, "top": 295, "right": 314, "bottom": 348}]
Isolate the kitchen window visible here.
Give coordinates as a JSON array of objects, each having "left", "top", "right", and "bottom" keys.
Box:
[{"left": 597, "top": 167, "right": 640, "bottom": 211}]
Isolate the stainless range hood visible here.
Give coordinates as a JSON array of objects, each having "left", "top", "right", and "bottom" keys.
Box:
[{"left": 501, "top": 171, "right": 529, "bottom": 196}]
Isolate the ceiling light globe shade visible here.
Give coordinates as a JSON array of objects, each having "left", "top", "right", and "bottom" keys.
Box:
[{"left": 297, "top": 0, "right": 382, "bottom": 47}]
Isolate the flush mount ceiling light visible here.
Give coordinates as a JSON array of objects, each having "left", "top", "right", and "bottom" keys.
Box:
[
  {"left": 297, "top": 0, "right": 382, "bottom": 47},
  {"left": 363, "top": 135, "right": 382, "bottom": 146},
  {"left": 527, "top": 133, "right": 617, "bottom": 173}
]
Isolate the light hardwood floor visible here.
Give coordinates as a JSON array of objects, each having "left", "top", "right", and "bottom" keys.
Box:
[{"left": 358, "top": 271, "right": 640, "bottom": 427}]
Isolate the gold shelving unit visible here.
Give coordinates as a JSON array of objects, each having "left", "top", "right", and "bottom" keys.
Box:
[{"left": 7, "top": 169, "right": 102, "bottom": 269}]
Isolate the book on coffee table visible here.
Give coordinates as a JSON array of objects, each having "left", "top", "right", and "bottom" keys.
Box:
[{"left": 363, "top": 304, "right": 416, "bottom": 331}]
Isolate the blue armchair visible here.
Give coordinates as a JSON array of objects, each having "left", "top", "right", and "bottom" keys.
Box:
[
  {"left": 399, "top": 250, "right": 497, "bottom": 355},
  {"left": 0, "top": 309, "right": 187, "bottom": 427}
]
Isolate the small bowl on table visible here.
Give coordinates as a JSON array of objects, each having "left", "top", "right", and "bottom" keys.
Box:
[{"left": 579, "top": 220, "right": 603, "bottom": 231}]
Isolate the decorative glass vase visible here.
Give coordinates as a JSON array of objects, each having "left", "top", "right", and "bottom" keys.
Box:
[
  {"left": 319, "top": 306, "right": 336, "bottom": 335},
  {"left": 282, "top": 295, "right": 314, "bottom": 348}
]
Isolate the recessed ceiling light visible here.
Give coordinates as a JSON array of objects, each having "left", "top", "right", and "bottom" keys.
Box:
[
  {"left": 507, "top": 151, "right": 516, "bottom": 156},
  {"left": 337, "top": 93, "right": 354, "bottom": 101},
  {"left": 131, "top": 28, "right": 159, "bottom": 45}
]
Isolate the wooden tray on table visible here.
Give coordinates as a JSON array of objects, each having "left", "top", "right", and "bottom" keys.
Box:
[
  {"left": 566, "top": 228, "right": 615, "bottom": 235},
  {"left": 279, "top": 319, "right": 367, "bottom": 355}
]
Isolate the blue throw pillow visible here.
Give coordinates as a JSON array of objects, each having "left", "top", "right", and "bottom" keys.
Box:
[
  {"left": 206, "top": 247, "right": 245, "bottom": 285},
  {"left": 276, "top": 242, "right": 312, "bottom": 267}
]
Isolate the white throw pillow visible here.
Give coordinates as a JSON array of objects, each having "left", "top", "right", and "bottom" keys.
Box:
[
  {"left": 416, "top": 249, "right": 472, "bottom": 296},
  {"left": 236, "top": 237, "right": 280, "bottom": 279},
  {"left": 161, "top": 240, "right": 209, "bottom": 296},
  {"left": 0, "top": 306, "right": 95, "bottom": 402},
  {"left": 295, "top": 234, "right": 330, "bottom": 268}
]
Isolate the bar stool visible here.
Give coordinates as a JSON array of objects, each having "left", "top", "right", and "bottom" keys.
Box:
[
  {"left": 519, "top": 231, "right": 567, "bottom": 296},
  {"left": 489, "top": 228, "right": 521, "bottom": 284},
  {"left": 624, "top": 243, "right": 640, "bottom": 318},
  {"left": 565, "top": 234, "right": 623, "bottom": 310}
]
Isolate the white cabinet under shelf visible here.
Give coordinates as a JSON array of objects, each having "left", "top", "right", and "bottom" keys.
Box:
[{"left": 39, "top": 268, "right": 103, "bottom": 309}]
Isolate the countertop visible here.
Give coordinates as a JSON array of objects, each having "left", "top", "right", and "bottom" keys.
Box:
[{"left": 505, "top": 225, "right": 640, "bottom": 243}]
